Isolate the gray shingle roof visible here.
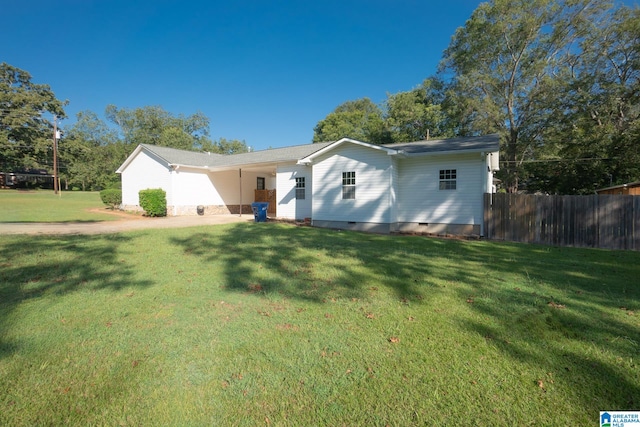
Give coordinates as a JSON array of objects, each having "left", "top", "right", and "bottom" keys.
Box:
[
  {"left": 204, "top": 142, "right": 334, "bottom": 169},
  {"left": 141, "top": 144, "right": 224, "bottom": 167},
  {"left": 141, "top": 142, "right": 334, "bottom": 169},
  {"left": 137, "top": 134, "right": 499, "bottom": 171},
  {"left": 383, "top": 134, "right": 500, "bottom": 154}
]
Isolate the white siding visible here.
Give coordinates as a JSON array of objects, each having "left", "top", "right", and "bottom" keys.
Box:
[
  {"left": 397, "top": 153, "right": 485, "bottom": 225},
  {"left": 121, "top": 150, "right": 172, "bottom": 207},
  {"left": 276, "top": 164, "right": 312, "bottom": 220},
  {"left": 311, "top": 144, "right": 392, "bottom": 223},
  {"left": 171, "top": 168, "right": 228, "bottom": 206}
]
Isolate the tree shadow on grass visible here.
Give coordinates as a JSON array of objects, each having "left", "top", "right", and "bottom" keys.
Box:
[
  {"left": 169, "top": 222, "right": 446, "bottom": 304},
  {"left": 433, "top": 241, "right": 640, "bottom": 413},
  {"left": 0, "top": 233, "right": 154, "bottom": 360},
  {"left": 171, "top": 223, "right": 640, "bottom": 415}
]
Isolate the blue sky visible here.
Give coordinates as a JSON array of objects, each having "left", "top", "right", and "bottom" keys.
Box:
[{"left": 0, "top": 1, "right": 591, "bottom": 150}]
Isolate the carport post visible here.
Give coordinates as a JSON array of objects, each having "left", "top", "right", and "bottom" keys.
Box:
[{"left": 239, "top": 168, "right": 242, "bottom": 217}]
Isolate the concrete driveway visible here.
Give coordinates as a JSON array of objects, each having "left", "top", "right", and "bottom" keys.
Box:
[{"left": 0, "top": 214, "right": 254, "bottom": 235}]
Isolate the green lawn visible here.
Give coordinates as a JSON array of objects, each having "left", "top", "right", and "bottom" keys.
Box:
[
  {"left": 1, "top": 222, "right": 638, "bottom": 425},
  {"left": 0, "top": 190, "right": 120, "bottom": 222}
]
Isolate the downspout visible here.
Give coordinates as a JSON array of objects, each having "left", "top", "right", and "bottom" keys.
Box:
[
  {"left": 389, "top": 159, "right": 394, "bottom": 232},
  {"left": 172, "top": 165, "right": 179, "bottom": 216},
  {"left": 480, "top": 153, "right": 486, "bottom": 237},
  {"left": 239, "top": 168, "right": 242, "bottom": 217}
]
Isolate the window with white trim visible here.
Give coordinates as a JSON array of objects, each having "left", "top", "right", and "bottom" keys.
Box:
[
  {"left": 439, "top": 169, "right": 457, "bottom": 190},
  {"left": 342, "top": 171, "right": 356, "bottom": 199},
  {"left": 295, "top": 177, "right": 305, "bottom": 200}
]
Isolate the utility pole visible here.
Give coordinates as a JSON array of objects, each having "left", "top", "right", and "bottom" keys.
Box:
[{"left": 53, "top": 115, "right": 59, "bottom": 194}]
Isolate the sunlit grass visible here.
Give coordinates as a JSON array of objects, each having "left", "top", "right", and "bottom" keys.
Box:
[
  {"left": 0, "top": 190, "right": 118, "bottom": 222},
  {"left": 1, "top": 223, "right": 638, "bottom": 425}
]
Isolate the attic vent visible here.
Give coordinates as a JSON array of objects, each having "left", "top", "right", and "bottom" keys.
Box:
[
  {"left": 419, "top": 222, "right": 429, "bottom": 226},
  {"left": 348, "top": 221, "right": 357, "bottom": 224}
]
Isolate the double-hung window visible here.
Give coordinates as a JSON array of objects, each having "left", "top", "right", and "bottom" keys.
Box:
[
  {"left": 342, "top": 171, "right": 356, "bottom": 199},
  {"left": 295, "top": 177, "right": 306, "bottom": 200},
  {"left": 439, "top": 169, "right": 457, "bottom": 190}
]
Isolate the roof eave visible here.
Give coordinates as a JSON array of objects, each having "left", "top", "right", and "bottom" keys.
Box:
[
  {"left": 596, "top": 181, "right": 640, "bottom": 192},
  {"left": 402, "top": 146, "right": 499, "bottom": 158}
]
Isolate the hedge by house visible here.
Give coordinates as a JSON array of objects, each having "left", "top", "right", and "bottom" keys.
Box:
[
  {"left": 99, "top": 189, "right": 122, "bottom": 209},
  {"left": 139, "top": 188, "right": 167, "bottom": 217}
]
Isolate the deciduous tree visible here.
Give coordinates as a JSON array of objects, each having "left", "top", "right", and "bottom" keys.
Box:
[
  {"left": 385, "top": 78, "right": 452, "bottom": 142},
  {"left": 313, "top": 98, "right": 391, "bottom": 144},
  {"left": 104, "top": 105, "right": 211, "bottom": 150},
  {"left": 202, "top": 137, "right": 249, "bottom": 155},
  {"left": 438, "top": 0, "right": 605, "bottom": 192},
  {"left": 0, "top": 63, "right": 66, "bottom": 171}
]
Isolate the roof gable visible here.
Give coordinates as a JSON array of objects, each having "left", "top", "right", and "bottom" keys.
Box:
[{"left": 297, "top": 137, "right": 396, "bottom": 164}]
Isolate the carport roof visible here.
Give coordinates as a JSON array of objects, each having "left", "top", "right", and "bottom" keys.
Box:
[
  {"left": 201, "top": 142, "right": 334, "bottom": 169},
  {"left": 118, "top": 142, "right": 334, "bottom": 173}
]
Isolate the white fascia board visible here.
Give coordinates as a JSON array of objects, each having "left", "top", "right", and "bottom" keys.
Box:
[
  {"left": 115, "top": 144, "right": 144, "bottom": 173},
  {"left": 297, "top": 137, "right": 398, "bottom": 165}
]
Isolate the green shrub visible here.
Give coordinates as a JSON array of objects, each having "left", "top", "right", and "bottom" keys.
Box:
[
  {"left": 139, "top": 188, "right": 167, "bottom": 217},
  {"left": 99, "top": 188, "right": 122, "bottom": 209}
]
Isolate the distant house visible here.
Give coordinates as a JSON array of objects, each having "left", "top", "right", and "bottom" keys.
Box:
[
  {"left": 116, "top": 134, "right": 500, "bottom": 235},
  {"left": 596, "top": 181, "right": 640, "bottom": 195},
  {"left": 0, "top": 169, "right": 53, "bottom": 189}
]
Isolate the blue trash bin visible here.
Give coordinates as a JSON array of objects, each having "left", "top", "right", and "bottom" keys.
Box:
[{"left": 251, "top": 202, "right": 269, "bottom": 222}]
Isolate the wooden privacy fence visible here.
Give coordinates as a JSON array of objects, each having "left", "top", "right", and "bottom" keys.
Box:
[{"left": 484, "top": 193, "right": 640, "bottom": 250}]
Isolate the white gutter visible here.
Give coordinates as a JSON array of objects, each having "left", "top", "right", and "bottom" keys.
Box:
[
  {"left": 170, "top": 163, "right": 210, "bottom": 171},
  {"left": 399, "top": 147, "right": 496, "bottom": 158}
]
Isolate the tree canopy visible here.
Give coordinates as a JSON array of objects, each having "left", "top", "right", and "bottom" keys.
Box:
[
  {"left": 524, "top": 5, "right": 640, "bottom": 193},
  {"left": 385, "top": 78, "right": 452, "bottom": 142},
  {"left": 313, "top": 98, "right": 391, "bottom": 144},
  {"left": 0, "top": 63, "right": 67, "bottom": 172},
  {"left": 436, "top": 0, "right": 639, "bottom": 193},
  {"left": 438, "top": 0, "right": 611, "bottom": 192},
  {"left": 313, "top": 83, "right": 452, "bottom": 145},
  {"left": 58, "top": 106, "right": 249, "bottom": 190},
  {"left": 104, "top": 105, "right": 211, "bottom": 150}
]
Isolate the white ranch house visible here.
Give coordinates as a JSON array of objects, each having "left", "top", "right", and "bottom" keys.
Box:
[{"left": 116, "top": 134, "right": 500, "bottom": 235}]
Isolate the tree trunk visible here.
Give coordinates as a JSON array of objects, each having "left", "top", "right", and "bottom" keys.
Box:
[{"left": 504, "top": 129, "right": 519, "bottom": 193}]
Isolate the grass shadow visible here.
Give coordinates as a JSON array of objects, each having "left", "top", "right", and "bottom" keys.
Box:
[
  {"left": 0, "top": 233, "right": 154, "bottom": 359},
  {"left": 439, "top": 241, "right": 640, "bottom": 412},
  {"left": 169, "top": 222, "right": 443, "bottom": 304},
  {"left": 171, "top": 223, "right": 640, "bottom": 414}
]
